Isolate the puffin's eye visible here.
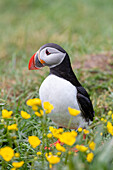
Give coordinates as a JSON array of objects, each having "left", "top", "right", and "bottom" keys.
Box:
[{"left": 46, "top": 49, "right": 51, "bottom": 55}]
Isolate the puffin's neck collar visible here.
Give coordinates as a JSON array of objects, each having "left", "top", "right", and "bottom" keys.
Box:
[{"left": 50, "top": 53, "right": 81, "bottom": 87}]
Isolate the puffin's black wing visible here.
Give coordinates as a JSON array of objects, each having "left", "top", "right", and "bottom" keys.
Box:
[{"left": 77, "top": 86, "right": 94, "bottom": 122}]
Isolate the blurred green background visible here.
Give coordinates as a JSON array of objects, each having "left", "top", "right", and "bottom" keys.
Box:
[{"left": 0, "top": 0, "right": 113, "bottom": 109}]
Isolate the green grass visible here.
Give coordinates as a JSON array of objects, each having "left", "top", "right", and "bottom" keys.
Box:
[{"left": 0, "top": 0, "right": 113, "bottom": 169}]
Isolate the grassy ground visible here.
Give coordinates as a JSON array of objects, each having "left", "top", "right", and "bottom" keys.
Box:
[{"left": 0, "top": 0, "right": 113, "bottom": 169}]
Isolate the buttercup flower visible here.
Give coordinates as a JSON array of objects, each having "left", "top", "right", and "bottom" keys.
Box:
[
  {"left": 37, "top": 152, "right": 42, "bottom": 155},
  {"left": 112, "top": 114, "right": 113, "bottom": 120},
  {"left": 0, "top": 146, "right": 14, "bottom": 161},
  {"left": 78, "top": 127, "right": 82, "bottom": 132},
  {"left": 86, "top": 152, "right": 94, "bottom": 162},
  {"left": 68, "top": 107, "right": 80, "bottom": 116},
  {"left": 47, "top": 133, "right": 52, "bottom": 138},
  {"left": 56, "top": 143, "right": 66, "bottom": 152},
  {"left": 35, "top": 110, "right": 44, "bottom": 117},
  {"left": 76, "top": 145, "right": 88, "bottom": 152},
  {"left": 46, "top": 155, "right": 60, "bottom": 164},
  {"left": 2, "top": 109, "right": 13, "bottom": 119},
  {"left": 89, "top": 141, "right": 96, "bottom": 151},
  {"left": 59, "top": 131, "right": 76, "bottom": 146},
  {"left": 26, "top": 98, "right": 41, "bottom": 106},
  {"left": 57, "top": 152, "right": 61, "bottom": 156},
  {"left": 83, "top": 129, "right": 89, "bottom": 134},
  {"left": 21, "top": 111, "right": 31, "bottom": 119},
  {"left": 49, "top": 127, "right": 63, "bottom": 138},
  {"left": 101, "top": 118, "right": 104, "bottom": 121},
  {"left": 15, "top": 153, "right": 20, "bottom": 157},
  {"left": 8, "top": 124, "right": 18, "bottom": 131},
  {"left": 12, "top": 161, "right": 24, "bottom": 168},
  {"left": 43, "top": 102, "right": 54, "bottom": 114},
  {"left": 28, "top": 136, "right": 41, "bottom": 148},
  {"left": 107, "top": 121, "right": 113, "bottom": 136}
]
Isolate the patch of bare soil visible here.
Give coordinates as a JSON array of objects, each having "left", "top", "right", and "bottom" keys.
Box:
[{"left": 73, "top": 52, "right": 113, "bottom": 71}]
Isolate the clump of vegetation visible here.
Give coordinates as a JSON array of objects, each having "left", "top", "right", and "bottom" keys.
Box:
[{"left": 0, "top": 99, "right": 113, "bottom": 169}]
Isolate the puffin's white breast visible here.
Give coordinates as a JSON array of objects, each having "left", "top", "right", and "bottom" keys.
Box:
[{"left": 39, "top": 74, "right": 87, "bottom": 129}]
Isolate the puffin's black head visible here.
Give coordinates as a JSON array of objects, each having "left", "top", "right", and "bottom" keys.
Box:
[{"left": 28, "top": 43, "right": 68, "bottom": 70}]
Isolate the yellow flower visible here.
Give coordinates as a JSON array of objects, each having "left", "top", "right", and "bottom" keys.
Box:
[
  {"left": 21, "top": 111, "right": 31, "bottom": 119},
  {"left": 8, "top": 124, "right": 18, "bottom": 131},
  {"left": 112, "top": 114, "right": 113, "bottom": 120},
  {"left": 86, "top": 152, "right": 94, "bottom": 162},
  {"left": 47, "top": 133, "right": 52, "bottom": 138},
  {"left": 56, "top": 143, "right": 66, "bottom": 152},
  {"left": 68, "top": 107, "right": 80, "bottom": 116},
  {"left": 78, "top": 127, "right": 82, "bottom": 132},
  {"left": 108, "top": 110, "right": 112, "bottom": 115},
  {"left": 37, "top": 152, "right": 42, "bottom": 155},
  {"left": 107, "top": 122, "right": 113, "bottom": 136},
  {"left": 28, "top": 136, "right": 41, "bottom": 148},
  {"left": 100, "top": 132, "right": 103, "bottom": 136},
  {"left": 89, "top": 141, "right": 96, "bottom": 151},
  {"left": 35, "top": 110, "right": 44, "bottom": 117},
  {"left": 59, "top": 131, "right": 76, "bottom": 146},
  {"left": 12, "top": 161, "right": 24, "bottom": 168},
  {"left": 26, "top": 98, "right": 41, "bottom": 106},
  {"left": 2, "top": 109, "right": 13, "bottom": 119},
  {"left": 49, "top": 127, "right": 63, "bottom": 138},
  {"left": 43, "top": 102, "right": 54, "bottom": 114},
  {"left": 57, "top": 152, "right": 61, "bottom": 156},
  {"left": 46, "top": 155, "right": 60, "bottom": 164},
  {"left": 101, "top": 118, "right": 104, "bottom": 121},
  {"left": 0, "top": 146, "right": 14, "bottom": 161},
  {"left": 76, "top": 145, "right": 88, "bottom": 152},
  {"left": 15, "top": 153, "right": 20, "bottom": 157},
  {"left": 83, "top": 129, "right": 89, "bottom": 134},
  {"left": 32, "top": 105, "right": 38, "bottom": 111}
]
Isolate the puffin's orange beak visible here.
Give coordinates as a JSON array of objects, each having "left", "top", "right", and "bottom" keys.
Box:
[{"left": 28, "top": 51, "right": 44, "bottom": 70}]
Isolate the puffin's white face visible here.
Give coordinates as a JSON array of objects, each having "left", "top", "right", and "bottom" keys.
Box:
[
  {"left": 28, "top": 43, "right": 66, "bottom": 70},
  {"left": 39, "top": 47, "right": 66, "bottom": 68}
]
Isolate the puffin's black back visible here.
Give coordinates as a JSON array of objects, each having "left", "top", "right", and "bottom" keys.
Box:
[{"left": 50, "top": 53, "right": 94, "bottom": 122}]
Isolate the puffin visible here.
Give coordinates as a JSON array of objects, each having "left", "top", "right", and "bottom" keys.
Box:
[{"left": 28, "top": 43, "right": 94, "bottom": 129}]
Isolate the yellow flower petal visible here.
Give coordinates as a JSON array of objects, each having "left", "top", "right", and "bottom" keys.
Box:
[
  {"left": 68, "top": 107, "right": 80, "bottom": 116},
  {"left": 86, "top": 152, "right": 94, "bottom": 162},
  {"left": 78, "top": 127, "right": 83, "bottom": 132},
  {"left": 12, "top": 161, "right": 24, "bottom": 168},
  {"left": 14, "top": 153, "right": 20, "bottom": 157},
  {"left": 56, "top": 143, "right": 66, "bottom": 152},
  {"left": 83, "top": 129, "right": 89, "bottom": 134},
  {"left": 37, "top": 152, "right": 42, "bottom": 155},
  {"left": 0, "top": 146, "right": 14, "bottom": 161},
  {"left": 26, "top": 98, "right": 41, "bottom": 106},
  {"left": 89, "top": 141, "right": 96, "bottom": 151},
  {"left": 8, "top": 124, "right": 18, "bottom": 131},
  {"left": 59, "top": 131, "right": 76, "bottom": 146},
  {"left": 28, "top": 136, "right": 41, "bottom": 148},
  {"left": 46, "top": 155, "right": 60, "bottom": 164},
  {"left": 21, "top": 111, "right": 31, "bottom": 119},
  {"left": 76, "top": 145, "right": 88, "bottom": 152},
  {"left": 47, "top": 133, "right": 52, "bottom": 138},
  {"left": 43, "top": 102, "right": 54, "bottom": 114},
  {"left": 107, "top": 122, "right": 113, "bottom": 136}
]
